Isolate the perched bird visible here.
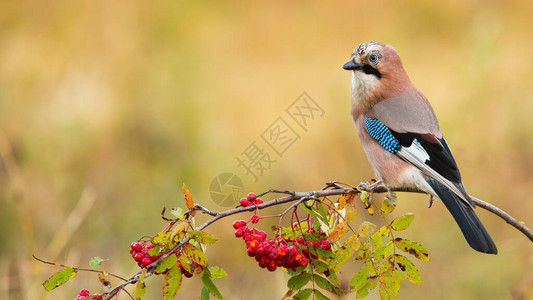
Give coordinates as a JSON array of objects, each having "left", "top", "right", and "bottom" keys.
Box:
[{"left": 343, "top": 42, "right": 497, "bottom": 254}]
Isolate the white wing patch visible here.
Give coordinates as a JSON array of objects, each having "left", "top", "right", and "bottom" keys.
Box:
[{"left": 397, "top": 139, "right": 473, "bottom": 208}]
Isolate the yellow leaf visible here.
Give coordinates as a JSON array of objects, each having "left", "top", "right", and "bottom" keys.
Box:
[
  {"left": 380, "top": 193, "right": 397, "bottom": 214},
  {"left": 338, "top": 192, "right": 355, "bottom": 210},
  {"left": 171, "top": 222, "right": 189, "bottom": 241},
  {"left": 182, "top": 183, "right": 195, "bottom": 213},
  {"left": 360, "top": 191, "right": 374, "bottom": 215}
]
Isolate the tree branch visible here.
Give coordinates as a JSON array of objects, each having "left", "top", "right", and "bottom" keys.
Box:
[{"left": 102, "top": 185, "right": 531, "bottom": 299}]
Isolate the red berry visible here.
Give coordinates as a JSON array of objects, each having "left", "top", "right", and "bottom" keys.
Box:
[
  {"left": 133, "top": 252, "right": 144, "bottom": 262},
  {"left": 141, "top": 257, "right": 152, "bottom": 267},
  {"left": 267, "top": 260, "right": 277, "bottom": 271},
  {"left": 255, "top": 198, "right": 263, "bottom": 204},
  {"left": 300, "top": 256, "right": 308, "bottom": 266},
  {"left": 277, "top": 246, "right": 288, "bottom": 257},
  {"left": 240, "top": 198, "right": 249, "bottom": 207},
  {"left": 233, "top": 220, "right": 245, "bottom": 229},
  {"left": 258, "top": 256, "right": 268, "bottom": 268},
  {"left": 235, "top": 227, "right": 245, "bottom": 238},
  {"left": 249, "top": 240, "right": 260, "bottom": 250},
  {"left": 247, "top": 192, "right": 256, "bottom": 199},
  {"left": 79, "top": 289, "right": 90, "bottom": 297},
  {"left": 250, "top": 215, "right": 260, "bottom": 224},
  {"left": 131, "top": 242, "right": 143, "bottom": 252}
]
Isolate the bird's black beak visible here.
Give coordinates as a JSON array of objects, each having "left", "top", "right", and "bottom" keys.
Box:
[{"left": 343, "top": 60, "right": 364, "bottom": 70}]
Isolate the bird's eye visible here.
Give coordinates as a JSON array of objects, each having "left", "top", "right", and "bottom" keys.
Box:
[{"left": 369, "top": 54, "right": 378, "bottom": 64}]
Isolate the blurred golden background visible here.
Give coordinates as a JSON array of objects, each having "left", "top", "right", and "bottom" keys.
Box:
[{"left": 1, "top": 0, "right": 532, "bottom": 299}]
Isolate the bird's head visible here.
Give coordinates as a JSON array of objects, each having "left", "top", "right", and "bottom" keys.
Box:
[{"left": 343, "top": 42, "right": 410, "bottom": 103}]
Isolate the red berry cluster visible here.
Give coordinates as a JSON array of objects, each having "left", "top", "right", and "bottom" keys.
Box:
[
  {"left": 130, "top": 241, "right": 161, "bottom": 268},
  {"left": 240, "top": 192, "right": 263, "bottom": 207},
  {"left": 233, "top": 217, "right": 332, "bottom": 272},
  {"left": 75, "top": 289, "right": 101, "bottom": 300}
]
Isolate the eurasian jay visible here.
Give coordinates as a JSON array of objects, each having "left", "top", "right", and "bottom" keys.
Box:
[{"left": 343, "top": 42, "right": 497, "bottom": 254}]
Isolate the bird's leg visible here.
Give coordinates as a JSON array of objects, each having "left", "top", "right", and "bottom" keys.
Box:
[{"left": 428, "top": 195, "right": 435, "bottom": 208}]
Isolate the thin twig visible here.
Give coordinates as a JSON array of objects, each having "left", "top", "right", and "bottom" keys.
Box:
[
  {"left": 32, "top": 255, "right": 127, "bottom": 282},
  {"left": 470, "top": 196, "right": 532, "bottom": 242}
]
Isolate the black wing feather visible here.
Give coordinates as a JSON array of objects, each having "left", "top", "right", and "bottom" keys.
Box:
[{"left": 391, "top": 131, "right": 461, "bottom": 183}]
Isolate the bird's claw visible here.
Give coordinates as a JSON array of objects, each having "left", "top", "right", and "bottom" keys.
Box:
[
  {"left": 357, "top": 179, "right": 383, "bottom": 192},
  {"left": 428, "top": 195, "right": 434, "bottom": 208}
]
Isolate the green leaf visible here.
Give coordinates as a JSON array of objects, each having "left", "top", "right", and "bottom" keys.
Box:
[
  {"left": 179, "top": 255, "right": 193, "bottom": 274},
  {"left": 313, "top": 289, "right": 331, "bottom": 300},
  {"left": 171, "top": 207, "right": 185, "bottom": 219},
  {"left": 310, "top": 259, "right": 329, "bottom": 273},
  {"left": 156, "top": 253, "right": 178, "bottom": 274},
  {"left": 182, "top": 243, "right": 208, "bottom": 266},
  {"left": 188, "top": 230, "right": 218, "bottom": 245},
  {"left": 350, "top": 263, "right": 370, "bottom": 291},
  {"left": 358, "top": 221, "right": 377, "bottom": 237},
  {"left": 356, "top": 277, "right": 378, "bottom": 299},
  {"left": 394, "top": 238, "right": 430, "bottom": 261},
  {"left": 201, "top": 272, "right": 223, "bottom": 299},
  {"left": 201, "top": 286, "right": 210, "bottom": 300},
  {"left": 136, "top": 269, "right": 147, "bottom": 298},
  {"left": 293, "top": 288, "right": 312, "bottom": 300},
  {"left": 308, "top": 244, "right": 335, "bottom": 260},
  {"left": 208, "top": 266, "right": 227, "bottom": 279},
  {"left": 303, "top": 232, "right": 325, "bottom": 242},
  {"left": 379, "top": 271, "right": 404, "bottom": 300},
  {"left": 326, "top": 270, "right": 340, "bottom": 285},
  {"left": 390, "top": 213, "right": 414, "bottom": 231},
  {"left": 374, "top": 240, "right": 394, "bottom": 258},
  {"left": 371, "top": 226, "right": 390, "bottom": 249},
  {"left": 355, "top": 249, "right": 367, "bottom": 260},
  {"left": 280, "top": 227, "right": 303, "bottom": 240},
  {"left": 153, "top": 232, "right": 170, "bottom": 246},
  {"left": 89, "top": 256, "right": 106, "bottom": 269},
  {"left": 42, "top": 267, "right": 77, "bottom": 291},
  {"left": 288, "top": 272, "right": 312, "bottom": 290},
  {"left": 394, "top": 254, "right": 421, "bottom": 284},
  {"left": 301, "top": 205, "right": 324, "bottom": 223},
  {"left": 313, "top": 274, "right": 344, "bottom": 296},
  {"left": 148, "top": 245, "right": 164, "bottom": 257},
  {"left": 330, "top": 247, "right": 353, "bottom": 268},
  {"left": 316, "top": 202, "right": 328, "bottom": 223},
  {"left": 163, "top": 266, "right": 183, "bottom": 300}
]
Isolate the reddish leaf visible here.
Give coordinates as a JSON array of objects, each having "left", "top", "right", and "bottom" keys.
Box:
[
  {"left": 328, "top": 223, "right": 348, "bottom": 243},
  {"left": 182, "top": 183, "right": 195, "bottom": 213}
]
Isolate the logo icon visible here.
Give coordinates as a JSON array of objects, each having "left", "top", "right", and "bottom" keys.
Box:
[{"left": 209, "top": 173, "right": 244, "bottom": 207}]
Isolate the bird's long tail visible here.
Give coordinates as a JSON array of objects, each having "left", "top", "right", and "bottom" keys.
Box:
[{"left": 425, "top": 177, "right": 498, "bottom": 254}]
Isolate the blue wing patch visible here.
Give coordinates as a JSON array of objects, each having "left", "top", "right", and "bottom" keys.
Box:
[{"left": 364, "top": 117, "right": 399, "bottom": 153}]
